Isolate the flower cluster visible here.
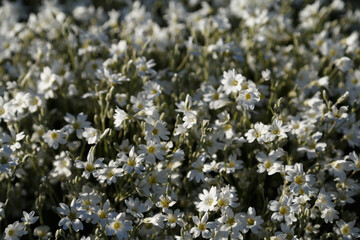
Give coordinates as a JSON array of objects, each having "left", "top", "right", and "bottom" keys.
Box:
[{"left": 0, "top": 0, "right": 360, "bottom": 239}]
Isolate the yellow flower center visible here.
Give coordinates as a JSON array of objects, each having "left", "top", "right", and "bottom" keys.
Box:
[
  {"left": 8, "top": 229, "right": 15, "bottom": 236},
  {"left": 272, "top": 129, "right": 280, "bottom": 135},
  {"left": 247, "top": 217, "right": 255, "bottom": 226},
  {"left": 140, "top": 65, "right": 147, "bottom": 72},
  {"left": 232, "top": 79, "right": 238, "bottom": 86},
  {"left": 148, "top": 176, "right": 157, "bottom": 185},
  {"left": 128, "top": 158, "right": 135, "bottom": 167},
  {"left": 152, "top": 128, "right": 159, "bottom": 135},
  {"left": 255, "top": 130, "right": 262, "bottom": 138},
  {"left": 161, "top": 198, "right": 170, "bottom": 208},
  {"left": 205, "top": 198, "right": 214, "bottom": 206},
  {"left": 51, "top": 132, "right": 58, "bottom": 139},
  {"left": 31, "top": 98, "right": 39, "bottom": 105},
  {"left": 341, "top": 226, "right": 350, "bottom": 235},
  {"left": 168, "top": 214, "right": 177, "bottom": 223},
  {"left": 245, "top": 93, "right": 252, "bottom": 100},
  {"left": 264, "top": 160, "right": 272, "bottom": 169},
  {"left": 228, "top": 162, "right": 235, "bottom": 168},
  {"left": 99, "top": 210, "right": 106, "bottom": 219},
  {"left": 227, "top": 217, "right": 235, "bottom": 226},
  {"left": 295, "top": 175, "right": 305, "bottom": 185},
  {"left": 330, "top": 49, "right": 336, "bottom": 56},
  {"left": 218, "top": 198, "right": 227, "bottom": 207},
  {"left": 38, "top": 230, "right": 46, "bottom": 237},
  {"left": 309, "top": 142, "right": 316, "bottom": 149},
  {"left": 113, "top": 221, "right": 122, "bottom": 230},
  {"left": 107, "top": 170, "right": 114, "bottom": 178},
  {"left": 85, "top": 163, "right": 94, "bottom": 172},
  {"left": 223, "top": 123, "right": 232, "bottom": 131},
  {"left": 73, "top": 121, "right": 81, "bottom": 130},
  {"left": 279, "top": 206, "right": 289, "bottom": 215},
  {"left": 198, "top": 223, "right": 206, "bottom": 231},
  {"left": 148, "top": 146, "right": 156, "bottom": 154}
]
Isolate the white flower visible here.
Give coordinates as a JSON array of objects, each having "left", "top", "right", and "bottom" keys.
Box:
[
  {"left": 63, "top": 112, "right": 91, "bottom": 139},
  {"left": 91, "top": 199, "right": 117, "bottom": 227},
  {"left": 315, "top": 188, "right": 335, "bottom": 210},
  {"left": 50, "top": 151, "right": 72, "bottom": 180},
  {"left": 256, "top": 148, "right": 284, "bottom": 175},
  {"left": 105, "top": 213, "right": 132, "bottom": 240},
  {"left": 164, "top": 209, "right": 184, "bottom": 228},
  {"left": 269, "top": 195, "right": 300, "bottom": 225},
  {"left": 0, "top": 146, "right": 17, "bottom": 174},
  {"left": 125, "top": 197, "right": 151, "bottom": 218},
  {"left": 217, "top": 207, "right": 242, "bottom": 239},
  {"left": 236, "top": 88, "right": 261, "bottom": 110},
  {"left": 285, "top": 163, "right": 314, "bottom": 195},
  {"left": 33, "top": 225, "right": 51, "bottom": 239},
  {"left": 239, "top": 207, "right": 263, "bottom": 234},
  {"left": 4, "top": 221, "right": 27, "bottom": 240},
  {"left": 109, "top": 39, "right": 127, "bottom": 58},
  {"left": 320, "top": 207, "right": 339, "bottom": 223},
  {"left": 74, "top": 149, "right": 104, "bottom": 179},
  {"left": 329, "top": 159, "right": 353, "bottom": 181},
  {"left": 21, "top": 211, "right": 39, "bottom": 225},
  {"left": 96, "top": 67, "right": 130, "bottom": 84},
  {"left": 218, "top": 154, "right": 243, "bottom": 174},
  {"left": 297, "top": 132, "right": 326, "bottom": 159},
  {"left": 117, "top": 147, "right": 145, "bottom": 174},
  {"left": 114, "top": 108, "right": 128, "bottom": 128},
  {"left": 274, "top": 223, "right": 298, "bottom": 240},
  {"left": 143, "top": 213, "right": 166, "bottom": 229},
  {"left": 187, "top": 154, "right": 206, "bottom": 183},
  {"left": 1, "top": 127, "right": 25, "bottom": 151},
  {"left": 145, "top": 120, "right": 170, "bottom": 142},
  {"left": 325, "top": 105, "right": 348, "bottom": 122},
  {"left": 266, "top": 119, "right": 291, "bottom": 142},
  {"left": 82, "top": 127, "right": 100, "bottom": 145},
  {"left": 245, "top": 122, "right": 269, "bottom": 143},
  {"left": 43, "top": 130, "right": 67, "bottom": 149},
  {"left": 96, "top": 160, "right": 123, "bottom": 185},
  {"left": 135, "top": 57, "right": 156, "bottom": 77},
  {"left": 115, "top": 93, "right": 127, "bottom": 107},
  {"left": 261, "top": 69, "right": 271, "bottom": 81},
  {"left": 138, "top": 140, "right": 166, "bottom": 165},
  {"left": 182, "top": 110, "right": 197, "bottom": 129},
  {"left": 196, "top": 186, "right": 218, "bottom": 212},
  {"left": 190, "top": 212, "right": 217, "bottom": 239},
  {"left": 334, "top": 220, "right": 360, "bottom": 240},
  {"left": 203, "top": 85, "right": 230, "bottom": 110},
  {"left": 216, "top": 185, "right": 239, "bottom": 209},
  {"left": 348, "top": 151, "right": 360, "bottom": 171},
  {"left": 335, "top": 57, "right": 353, "bottom": 72},
  {"left": 57, "top": 199, "right": 85, "bottom": 232},
  {"left": 143, "top": 81, "right": 162, "bottom": 99},
  {"left": 156, "top": 195, "right": 176, "bottom": 211},
  {"left": 221, "top": 69, "right": 245, "bottom": 94},
  {"left": 38, "top": 66, "right": 59, "bottom": 99}
]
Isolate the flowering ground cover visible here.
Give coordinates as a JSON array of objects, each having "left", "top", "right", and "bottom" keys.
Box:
[{"left": 0, "top": 0, "right": 360, "bottom": 239}]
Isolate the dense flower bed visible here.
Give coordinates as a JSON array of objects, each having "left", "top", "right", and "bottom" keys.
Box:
[{"left": 0, "top": 0, "right": 360, "bottom": 239}]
